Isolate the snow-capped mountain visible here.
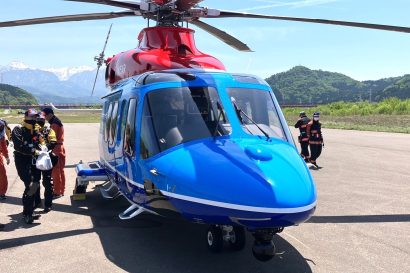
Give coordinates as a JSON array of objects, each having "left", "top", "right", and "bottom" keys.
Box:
[
  {"left": 0, "top": 62, "right": 106, "bottom": 103},
  {"left": 44, "top": 65, "right": 95, "bottom": 81},
  {"left": 7, "top": 61, "right": 31, "bottom": 70}
]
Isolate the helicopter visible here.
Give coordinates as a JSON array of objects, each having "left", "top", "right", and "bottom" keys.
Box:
[{"left": 1, "top": 0, "right": 409, "bottom": 262}]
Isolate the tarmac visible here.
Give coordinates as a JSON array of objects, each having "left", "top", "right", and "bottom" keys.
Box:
[{"left": 0, "top": 124, "right": 409, "bottom": 273}]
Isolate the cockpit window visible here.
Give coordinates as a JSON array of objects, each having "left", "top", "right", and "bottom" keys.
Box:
[
  {"left": 140, "top": 87, "right": 231, "bottom": 159},
  {"left": 227, "top": 88, "right": 286, "bottom": 141}
]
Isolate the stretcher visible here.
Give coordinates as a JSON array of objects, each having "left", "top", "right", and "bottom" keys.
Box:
[{"left": 73, "top": 161, "right": 108, "bottom": 200}]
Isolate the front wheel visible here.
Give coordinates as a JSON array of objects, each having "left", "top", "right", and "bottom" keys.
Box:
[
  {"left": 206, "top": 225, "right": 223, "bottom": 253},
  {"left": 229, "top": 226, "right": 246, "bottom": 251}
]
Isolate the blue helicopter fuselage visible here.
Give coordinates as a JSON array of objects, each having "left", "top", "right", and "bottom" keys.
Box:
[{"left": 98, "top": 69, "right": 316, "bottom": 230}]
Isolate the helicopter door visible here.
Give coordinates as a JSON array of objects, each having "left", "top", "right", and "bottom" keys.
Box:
[
  {"left": 114, "top": 99, "right": 127, "bottom": 164},
  {"left": 106, "top": 101, "right": 118, "bottom": 172},
  {"left": 114, "top": 100, "right": 129, "bottom": 187},
  {"left": 120, "top": 98, "right": 142, "bottom": 193},
  {"left": 102, "top": 102, "right": 115, "bottom": 180}
]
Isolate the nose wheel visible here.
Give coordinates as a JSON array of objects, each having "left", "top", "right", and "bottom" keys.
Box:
[
  {"left": 206, "top": 225, "right": 246, "bottom": 253},
  {"left": 228, "top": 226, "right": 246, "bottom": 251},
  {"left": 207, "top": 225, "right": 223, "bottom": 252},
  {"left": 206, "top": 225, "right": 283, "bottom": 261}
]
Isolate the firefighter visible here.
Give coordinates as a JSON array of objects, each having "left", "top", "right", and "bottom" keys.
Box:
[
  {"left": 33, "top": 112, "right": 57, "bottom": 213},
  {"left": 2, "top": 119, "right": 12, "bottom": 147},
  {"left": 11, "top": 109, "right": 41, "bottom": 224},
  {"left": 307, "top": 112, "right": 324, "bottom": 168},
  {"left": 42, "top": 107, "right": 66, "bottom": 198},
  {"left": 294, "top": 111, "right": 311, "bottom": 162},
  {"left": 0, "top": 119, "right": 11, "bottom": 200}
]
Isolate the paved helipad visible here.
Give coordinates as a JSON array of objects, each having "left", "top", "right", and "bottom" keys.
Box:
[{"left": 0, "top": 124, "right": 409, "bottom": 273}]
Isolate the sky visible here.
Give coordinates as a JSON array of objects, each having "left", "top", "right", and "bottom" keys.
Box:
[{"left": 0, "top": 0, "right": 409, "bottom": 81}]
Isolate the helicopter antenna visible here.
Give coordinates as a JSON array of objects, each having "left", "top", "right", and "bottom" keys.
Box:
[{"left": 92, "top": 23, "right": 112, "bottom": 96}]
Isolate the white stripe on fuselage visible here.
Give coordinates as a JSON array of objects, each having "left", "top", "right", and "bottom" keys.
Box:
[
  {"left": 102, "top": 159, "right": 144, "bottom": 188},
  {"left": 101, "top": 160, "right": 316, "bottom": 214},
  {"left": 162, "top": 191, "right": 316, "bottom": 214}
]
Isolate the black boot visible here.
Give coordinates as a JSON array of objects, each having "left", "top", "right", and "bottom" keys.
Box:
[{"left": 24, "top": 214, "right": 34, "bottom": 224}]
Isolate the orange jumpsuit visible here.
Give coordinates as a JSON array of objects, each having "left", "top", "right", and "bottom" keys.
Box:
[
  {"left": 50, "top": 116, "right": 66, "bottom": 195},
  {"left": 0, "top": 138, "right": 9, "bottom": 195}
]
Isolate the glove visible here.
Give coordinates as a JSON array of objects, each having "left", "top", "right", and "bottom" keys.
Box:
[
  {"left": 6, "top": 157, "right": 10, "bottom": 165},
  {"left": 37, "top": 144, "right": 48, "bottom": 152},
  {"left": 41, "top": 145, "right": 48, "bottom": 152}
]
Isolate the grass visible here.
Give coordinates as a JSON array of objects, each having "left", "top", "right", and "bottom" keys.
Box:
[
  {"left": 0, "top": 109, "right": 101, "bottom": 124},
  {"left": 282, "top": 98, "right": 410, "bottom": 134},
  {"left": 284, "top": 113, "right": 410, "bottom": 134},
  {"left": 283, "top": 98, "right": 410, "bottom": 116}
]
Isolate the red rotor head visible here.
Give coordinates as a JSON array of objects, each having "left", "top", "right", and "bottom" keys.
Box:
[{"left": 151, "top": 0, "right": 172, "bottom": 5}]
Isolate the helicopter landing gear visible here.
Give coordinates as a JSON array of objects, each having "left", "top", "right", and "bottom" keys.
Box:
[
  {"left": 119, "top": 204, "right": 145, "bottom": 220},
  {"left": 251, "top": 228, "right": 283, "bottom": 262},
  {"left": 206, "top": 225, "right": 246, "bottom": 253},
  {"left": 228, "top": 226, "right": 246, "bottom": 251},
  {"left": 207, "top": 225, "right": 223, "bottom": 252},
  {"left": 99, "top": 181, "right": 122, "bottom": 200}
]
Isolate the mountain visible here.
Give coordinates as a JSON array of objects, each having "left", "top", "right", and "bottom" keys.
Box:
[
  {"left": 44, "top": 66, "right": 94, "bottom": 81},
  {"left": 0, "top": 62, "right": 106, "bottom": 104},
  {"left": 377, "top": 75, "right": 410, "bottom": 100},
  {"left": 266, "top": 66, "right": 410, "bottom": 104},
  {"left": 18, "top": 85, "right": 101, "bottom": 104},
  {"left": 1, "top": 62, "right": 408, "bottom": 105},
  {"left": 0, "top": 83, "right": 38, "bottom": 105}
]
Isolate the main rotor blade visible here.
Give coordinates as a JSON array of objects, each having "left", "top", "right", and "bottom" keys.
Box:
[
  {"left": 214, "top": 11, "right": 410, "bottom": 34},
  {"left": 101, "top": 23, "right": 113, "bottom": 54},
  {"left": 65, "top": 0, "right": 140, "bottom": 10},
  {"left": 91, "top": 67, "right": 101, "bottom": 96},
  {"left": 92, "top": 24, "right": 113, "bottom": 96},
  {"left": 0, "top": 11, "right": 135, "bottom": 28},
  {"left": 190, "top": 20, "right": 252, "bottom": 52},
  {"left": 175, "top": 0, "right": 203, "bottom": 11}
]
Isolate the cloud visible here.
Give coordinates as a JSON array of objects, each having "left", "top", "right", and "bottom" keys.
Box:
[{"left": 238, "top": 0, "right": 341, "bottom": 12}]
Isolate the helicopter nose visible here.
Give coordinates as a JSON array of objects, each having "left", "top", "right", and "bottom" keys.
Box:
[
  {"left": 149, "top": 138, "right": 315, "bottom": 212},
  {"left": 243, "top": 141, "right": 316, "bottom": 209}
]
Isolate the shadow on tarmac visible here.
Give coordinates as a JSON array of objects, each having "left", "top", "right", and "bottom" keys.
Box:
[
  {"left": 2, "top": 189, "right": 410, "bottom": 272},
  {"left": 0, "top": 191, "right": 314, "bottom": 273}
]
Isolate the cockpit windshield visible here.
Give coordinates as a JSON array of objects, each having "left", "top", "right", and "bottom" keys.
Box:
[
  {"left": 227, "top": 88, "right": 286, "bottom": 141},
  {"left": 140, "top": 86, "right": 231, "bottom": 159}
]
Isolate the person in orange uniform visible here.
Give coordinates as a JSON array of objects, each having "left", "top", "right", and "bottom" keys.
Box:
[
  {"left": 0, "top": 119, "right": 11, "bottom": 200},
  {"left": 42, "top": 108, "right": 65, "bottom": 198}
]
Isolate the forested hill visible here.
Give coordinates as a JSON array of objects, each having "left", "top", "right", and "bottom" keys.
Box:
[
  {"left": 266, "top": 66, "right": 410, "bottom": 104},
  {"left": 0, "top": 83, "right": 38, "bottom": 105}
]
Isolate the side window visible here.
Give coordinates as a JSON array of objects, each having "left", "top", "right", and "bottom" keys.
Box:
[
  {"left": 140, "top": 96, "right": 160, "bottom": 159},
  {"left": 124, "top": 98, "right": 137, "bottom": 156},
  {"left": 119, "top": 100, "right": 128, "bottom": 142},
  {"left": 110, "top": 102, "right": 119, "bottom": 145},
  {"left": 105, "top": 103, "right": 113, "bottom": 142}
]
